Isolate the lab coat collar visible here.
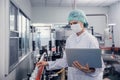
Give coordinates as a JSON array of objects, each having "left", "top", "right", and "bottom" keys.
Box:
[
  {"left": 74, "top": 30, "right": 88, "bottom": 42},
  {"left": 75, "top": 30, "right": 87, "bottom": 38}
]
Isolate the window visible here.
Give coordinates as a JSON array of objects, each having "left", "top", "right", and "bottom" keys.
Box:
[
  {"left": 18, "top": 11, "right": 30, "bottom": 56},
  {"left": 9, "top": 2, "right": 19, "bottom": 72},
  {"left": 9, "top": 2, "right": 30, "bottom": 72},
  {"left": 26, "top": 19, "right": 30, "bottom": 52}
]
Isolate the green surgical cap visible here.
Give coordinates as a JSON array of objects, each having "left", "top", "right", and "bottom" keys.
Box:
[{"left": 68, "top": 10, "right": 88, "bottom": 27}]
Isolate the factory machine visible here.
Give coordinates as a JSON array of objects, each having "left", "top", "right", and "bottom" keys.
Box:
[
  {"left": 43, "top": 25, "right": 72, "bottom": 80},
  {"left": 102, "top": 24, "right": 120, "bottom": 80},
  {"left": 44, "top": 24, "right": 73, "bottom": 61},
  {"left": 29, "top": 24, "right": 72, "bottom": 80}
]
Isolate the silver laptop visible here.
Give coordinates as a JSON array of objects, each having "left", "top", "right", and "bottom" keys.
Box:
[{"left": 65, "top": 48, "right": 102, "bottom": 68}]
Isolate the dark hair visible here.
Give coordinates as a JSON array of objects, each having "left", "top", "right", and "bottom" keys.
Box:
[{"left": 84, "top": 22, "right": 88, "bottom": 28}]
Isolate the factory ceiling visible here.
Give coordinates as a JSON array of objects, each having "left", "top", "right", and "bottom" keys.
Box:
[{"left": 30, "top": 0, "right": 120, "bottom": 7}]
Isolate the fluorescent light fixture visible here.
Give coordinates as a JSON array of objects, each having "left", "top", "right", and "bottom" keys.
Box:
[
  {"left": 31, "top": 23, "right": 52, "bottom": 27},
  {"left": 108, "top": 23, "right": 116, "bottom": 26}
]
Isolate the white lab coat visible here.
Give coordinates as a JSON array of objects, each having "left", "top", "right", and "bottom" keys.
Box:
[{"left": 47, "top": 30, "right": 105, "bottom": 80}]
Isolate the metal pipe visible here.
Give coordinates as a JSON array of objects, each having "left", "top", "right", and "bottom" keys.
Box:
[
  {"left": 86, "top": 14, "right": 108, "bottom": 27},
  {"left": 72, "top": 0, "right": 76, "bottom": 10}
]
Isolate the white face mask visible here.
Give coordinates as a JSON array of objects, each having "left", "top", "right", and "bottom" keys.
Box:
[{"left": 71, "top": 23, "right": 83, "bottom": 33}]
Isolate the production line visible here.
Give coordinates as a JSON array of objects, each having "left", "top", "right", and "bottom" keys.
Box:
[{"left": 1, "top": 0, "right": 120, "bottom": 80}]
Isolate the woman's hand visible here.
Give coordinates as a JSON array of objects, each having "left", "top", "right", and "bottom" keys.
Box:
[
  {"left": 36, "top": 61, "right": 48, "bottom": 67},
  {"left": 72, "top": 61, "right": 95, "bottom": 73}
]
